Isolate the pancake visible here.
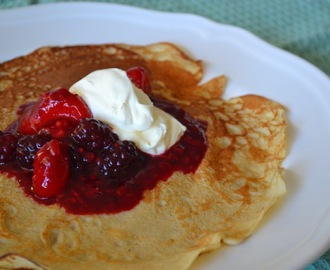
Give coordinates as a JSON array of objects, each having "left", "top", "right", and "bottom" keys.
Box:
[{"left": 0, "top": 42, "right": 287, "bottom": 270}]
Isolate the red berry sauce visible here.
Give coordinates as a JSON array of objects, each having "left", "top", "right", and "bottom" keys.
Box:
[{"left": 0, "top": 96, "right": 207, "bottom": 215}]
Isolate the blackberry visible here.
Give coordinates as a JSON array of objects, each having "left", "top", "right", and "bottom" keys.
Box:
[
  {"left": 0, "top": 132, "right": 20, "bottom": 165},
  {"left": 71, "top": 118, "right": 119, "bottom": 151},
  {"left": 96, "top": 140, "right": 142, "bottom": 179},
  {"left": 69, "top": 144, "right": 96, "bottom": 172},
  {"left": 16, "top": 134, "right": 50, "bottom": 171}
]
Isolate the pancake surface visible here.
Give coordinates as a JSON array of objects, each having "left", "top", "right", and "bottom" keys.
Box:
[{"left": 0, "top": 42, "right": 286, "bottom": 270}]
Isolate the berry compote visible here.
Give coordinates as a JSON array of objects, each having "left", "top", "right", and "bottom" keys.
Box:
[{"left": 0, "top": 68, "right": 207, "bottom": 215}]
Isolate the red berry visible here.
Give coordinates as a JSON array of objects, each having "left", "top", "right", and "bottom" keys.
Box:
[
  {"left": 32, "top": 139, "right": 70, "bottom": 198},
  {"left": 18, "top": 102, "right": 38, "bottom": 134},
  {"left": 18, "top": 88, "right": 93, "bottom": 136},
  {"left": 126, "top": 67, "right": 151, "bottom": 94},
  {"left": 40, "top": 119, "right": 78, "bottom": 139}
]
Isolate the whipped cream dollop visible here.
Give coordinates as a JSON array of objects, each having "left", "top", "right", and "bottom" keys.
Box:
[{"left": 69, "top": 68, "right": 186, "bottom": 155}]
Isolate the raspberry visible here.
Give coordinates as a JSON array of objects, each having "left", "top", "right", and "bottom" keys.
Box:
[
  {"left": 71, "top": 118, "right": 119, "bottom": 151},
  {"left": 16, "top": 134, "right": 50, "bottom": 171},
  {"left": 96, "top": 140, "right": 142, "bottom": 179},
  {"left": 40, "top": 119, "right": 78, "bottom": 139},
  {"left": 126, "top": 66, "right": 151, "bottom": 94},
  {"left": 32, "top": 139, "right": 70, "bottom": 198},
  {"left": 0, "top": 132, "right": 20, "bottom": 164},
  {"left": 18, "top": 88, "right": 92, "bottom": 135}
]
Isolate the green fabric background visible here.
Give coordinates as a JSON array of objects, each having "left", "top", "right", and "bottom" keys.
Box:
[{"left": 1, "top": 0, "right": 330, "bottom": 269}]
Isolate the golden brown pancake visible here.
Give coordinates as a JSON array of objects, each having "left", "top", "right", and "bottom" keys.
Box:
[{"left": 0, "top": 42, "right": 286, "bottom": 270}]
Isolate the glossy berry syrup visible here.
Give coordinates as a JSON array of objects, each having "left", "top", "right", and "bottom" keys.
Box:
[{"left": 0, "top": 69, "right": 207, "bottom": 215}]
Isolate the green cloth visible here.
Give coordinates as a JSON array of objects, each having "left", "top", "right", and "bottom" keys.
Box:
[
  {"left": 1, "top": 0, "right": 330, "bottom": 76},
  {"left": 0, "top": 0, "right": 330, "bottom": 269}
]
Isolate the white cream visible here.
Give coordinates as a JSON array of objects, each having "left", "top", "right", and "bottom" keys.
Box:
[{"left": 69, "top": 68, "right": 186, "bottom": 155}]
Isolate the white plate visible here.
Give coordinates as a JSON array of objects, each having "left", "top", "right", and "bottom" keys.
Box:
[{"left": 1, "top": 2, "right": 330, "bottom": 270}]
